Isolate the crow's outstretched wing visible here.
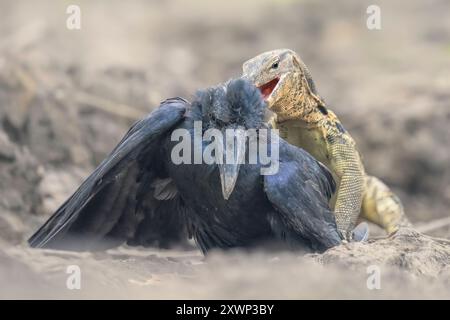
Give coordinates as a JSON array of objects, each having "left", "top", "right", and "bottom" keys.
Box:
[
  {"left": 264, "top": 142, "right": 341, "bottom": 251},
  {"left": 28, "top": 98, "right": 189, "bottom": 250}
]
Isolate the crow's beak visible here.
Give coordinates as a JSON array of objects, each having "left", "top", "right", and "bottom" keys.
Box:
[{"left": 218, "top": 126, "right": 246, "bottom": 200}]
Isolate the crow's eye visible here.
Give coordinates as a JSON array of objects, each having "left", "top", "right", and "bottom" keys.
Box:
[{"left": 271, "top": 62, "right": 279, "bottom": 69}]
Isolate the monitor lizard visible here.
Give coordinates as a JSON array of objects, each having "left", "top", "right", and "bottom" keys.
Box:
[{"left": 242, "top": 49, "right": 411, "bottom": 240}]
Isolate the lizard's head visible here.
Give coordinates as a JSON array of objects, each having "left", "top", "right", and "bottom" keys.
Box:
[{"left": 242, "top": 49, "right": 322, "bottom": 115}]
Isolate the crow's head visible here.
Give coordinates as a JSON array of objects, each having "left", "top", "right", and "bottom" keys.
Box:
[
  {"left": 195, "top": 78, "right": 267, "bottom": 131},
  {"left": 192, "top": 79, "right": 269, "bottom": 200}
]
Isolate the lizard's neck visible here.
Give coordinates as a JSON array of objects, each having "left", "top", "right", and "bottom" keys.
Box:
[{"left": 269, "top": 72, "right": 326, "bottom": 124}]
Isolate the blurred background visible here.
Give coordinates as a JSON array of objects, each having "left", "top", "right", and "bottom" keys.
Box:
[{"left": 0, "top": 0, "right": 449, "bottom": 298}]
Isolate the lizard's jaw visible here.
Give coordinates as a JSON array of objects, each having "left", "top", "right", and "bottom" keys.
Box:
[
  {"left": 257, "top": 74, "right": 286, "bottom": 108},
  {"left": 258, "top": 77, "right": 279, "bottom": 100}
]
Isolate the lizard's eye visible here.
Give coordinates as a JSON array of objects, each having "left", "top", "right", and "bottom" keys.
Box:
[{"left": 271, "top": 62, "right": 279, "bottom": 69}]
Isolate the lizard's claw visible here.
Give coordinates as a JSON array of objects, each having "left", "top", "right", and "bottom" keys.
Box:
[
  {"left": 338, "top": 222, "right": 369, "bottom": 243},
  {"left": 337, "top": 228, "right": 350, "bottom": 242}
]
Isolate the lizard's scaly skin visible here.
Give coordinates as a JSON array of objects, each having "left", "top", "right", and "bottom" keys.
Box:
[
  {"left": 362, "top": 175, "right": 411, "bottom": 234},
  {"left": 243, "top": 49, "right": 411, "bottom": 239}
]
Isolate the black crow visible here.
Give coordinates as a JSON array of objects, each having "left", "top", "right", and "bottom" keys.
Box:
[{"left": 28, "top": 79, "right": 341, "bottom": 253}]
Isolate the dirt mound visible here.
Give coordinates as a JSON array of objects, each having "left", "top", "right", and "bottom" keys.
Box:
[{"left": 316, "top": 228, "right": 450, "bottom": 278}]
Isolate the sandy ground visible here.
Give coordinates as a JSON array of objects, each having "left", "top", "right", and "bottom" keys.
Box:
[
  {"left": 2, "top": 229, "right": 450, "bottom": 299},
  {"left": 0, "top": 0, "right": 449, "bottom": 299}
]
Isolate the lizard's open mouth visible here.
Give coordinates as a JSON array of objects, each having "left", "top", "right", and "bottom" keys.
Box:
[{"left": 258, "top": 77, "right": 279, "bottom": 100}]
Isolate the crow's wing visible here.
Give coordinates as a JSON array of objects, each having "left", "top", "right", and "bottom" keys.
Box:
[
  {"left": 264, "top": 142, "right": 341, "bottom": 251},
  {"left": 28, "top": 98, "right": 189, "bottom": 250}
]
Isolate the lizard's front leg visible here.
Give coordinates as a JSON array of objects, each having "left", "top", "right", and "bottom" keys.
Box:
[{"left": 328, "top": 134, "right": 365, "bottom": 240}]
